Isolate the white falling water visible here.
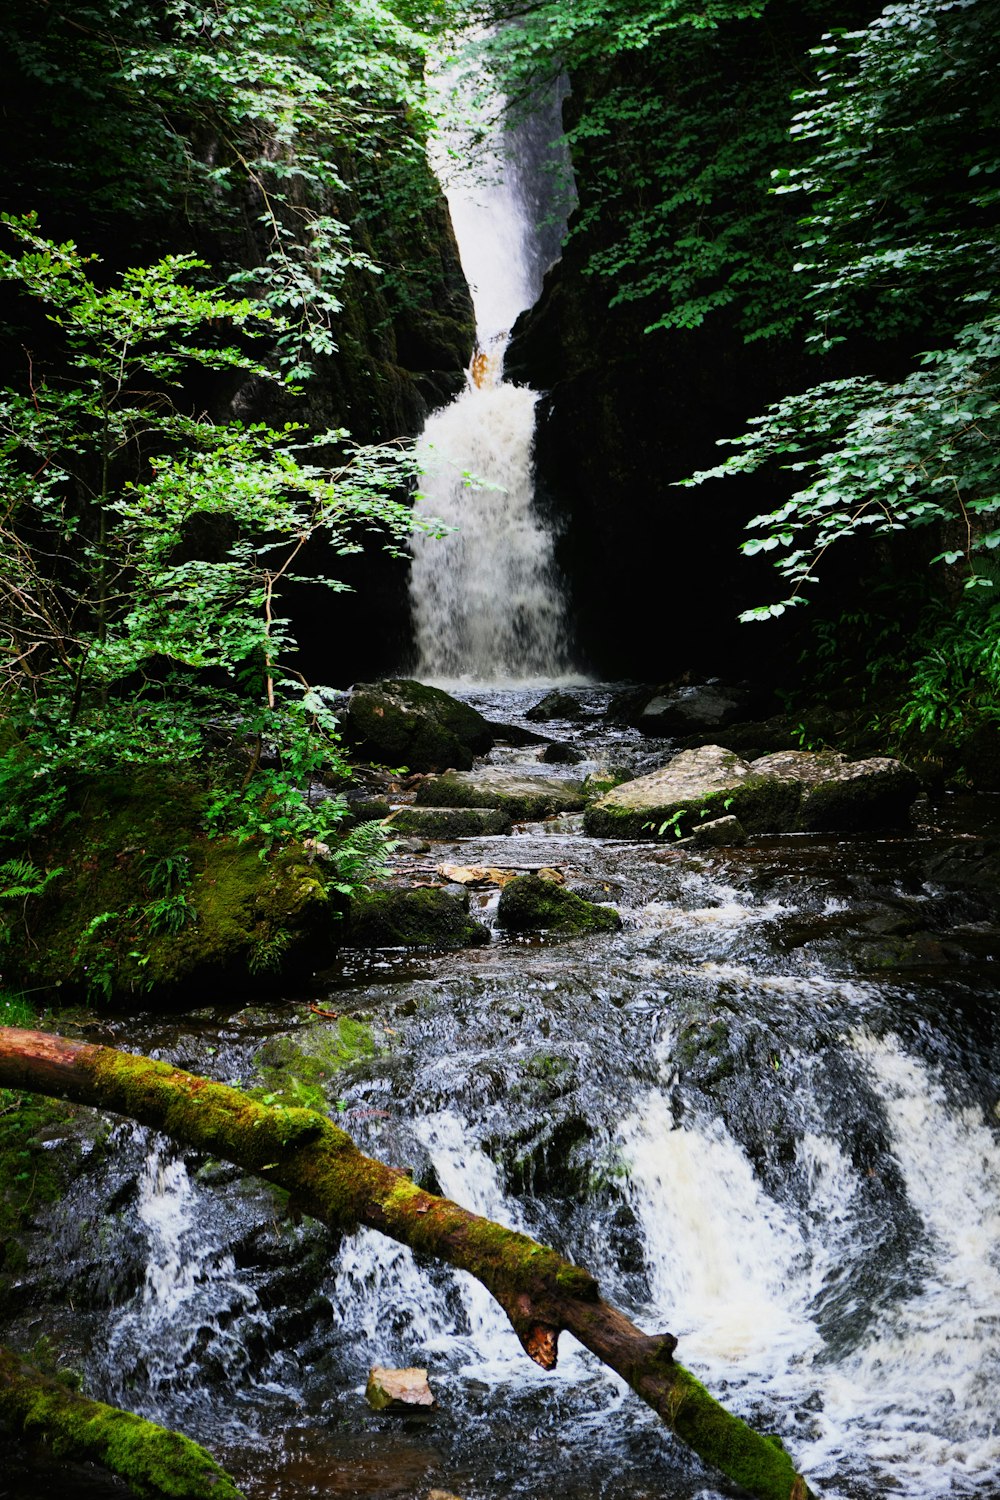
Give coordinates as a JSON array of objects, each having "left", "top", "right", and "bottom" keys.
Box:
[
  {"left": 409, "top": 68, "right": 572, "bottom": 683},
  {"left": 618, "top": 1034, "right": 1000, "bottom": 1499},
  {"left": 104, "top": 1134, "right": 264, "bottom": 1402}
]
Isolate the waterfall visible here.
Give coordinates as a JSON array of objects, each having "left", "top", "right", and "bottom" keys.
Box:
[{"left": 409, "top": 67, "right": 574, "bottom": 684}]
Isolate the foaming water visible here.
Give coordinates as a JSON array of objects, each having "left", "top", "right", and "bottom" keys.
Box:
[
  {"left": 410, "top": 65, "right": 573, "bottom": 682},
  {"left": 101, "top": 1135, "right": 266, "bottom": 1415},
  {"left": 801, "top": 1033, "right": 1000, "bottom": 1495}
]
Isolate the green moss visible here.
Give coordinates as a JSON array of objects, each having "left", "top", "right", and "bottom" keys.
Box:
[
  {"left": 3, "top": 769, "right": 338, "bottom": 1004},
  {"left": 0, "top": 1090, "right": 87, "bottom": 1297},
  {"left": 344, "top": 886, "right": 490, "bottom": 947},
  {"left": 0, "top": 1345, "right": 245, "bottom": 1499},
  {"left": 343, "top": 680, "right": 493, "bottom": 772},
  {"left": 414, "top": 772, "right": 585, "bottom": 820},
  {"left": 254, "top": 1020, "right": 380, "bottom": 1111},
  {"left": 665, "top": 1365, "right": 807, "bottom": 1500},
  {"left": 496, "top": 875, "right": 620, "bottom": 936},
  {"left": 384, "top": 806, "right": 513, "bottom": 838}
]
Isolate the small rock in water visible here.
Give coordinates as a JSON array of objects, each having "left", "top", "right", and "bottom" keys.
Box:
[
  {"left": 525, "top": 690, "right": 583, "bottom": 722},
  {"left": 366, "top": 1365, "right": 436, "bottom": 1411}
]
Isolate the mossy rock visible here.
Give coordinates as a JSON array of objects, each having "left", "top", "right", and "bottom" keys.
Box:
[
  {"left": 385, "top": 806, "right": 513, "bottom": 838},
  {"left": 344, "top": 886, "right": 490, "bottom": 948},
  {"left": 414, "top": 769, "right": 586, "bottom": 820},
  {"left": 583, "top": 746, "right": 802, "bottom": 840},
  {"left": 341, "top": 679, "right": 493, "bottom": 772},
  {"left": 254, "top": 1020, "right": 380, "bottom": 1111},
  {"left": 496, "top": 874, "right": 620, "bottom": 936},
  {"left": 750, "top": 751, "right": 919, "bottom": 830},
  {"left": 2, "top": 768, "right": 340, "bottom": 1006}
]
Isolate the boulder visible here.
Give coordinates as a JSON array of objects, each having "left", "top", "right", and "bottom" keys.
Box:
[
  {"left": 384, "top": 806, "right": 512, "bottom": 838},
  {"left": 583, "top": 744, "right": 919, "bottom": 840},
  {"left": 540, "top": 741, "right": 585, "bottom": 765},
  {"left": 684, "top": 814, "right": 747, "bottom": 849},
  {"left": 496, "top": 873, "right": 620, "bottom": 935},
  {"left": 525, "top": 690, "right": 584, "bottom": 722},
  {"left": 344, "top": 887, "right": 490, "bottom": 947},
  {"left": 583, "top": 745, "right": 800, "bottom": 840},
  {"left": 414, "top": 768, "right": 586, "bottom": 821},
  {"left": 749, "top": 751, "right": 919, "bottom": 831},
  {"left": 341, "top": 679, "right": 493, "bottom": 772},
  {"left": 635, "top": 681, "right": 752, "bottom": 736},
  {"left": 365, "top": 1366, "right": 435, "bottom": 1411}
]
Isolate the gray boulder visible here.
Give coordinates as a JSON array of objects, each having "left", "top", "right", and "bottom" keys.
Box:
[
  {"left": 750, "top": 751, "right": 919, "bottom": 831},
  {"left": 583, "top": 744, "right": 918, "bottom": 839},
  {"left": 583, "top": 745, "right": 799, "bottom": 839}
]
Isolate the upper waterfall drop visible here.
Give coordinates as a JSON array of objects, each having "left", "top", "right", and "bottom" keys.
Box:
[{"left": 409, "top": 71, "right": 575, "bottom": 684}]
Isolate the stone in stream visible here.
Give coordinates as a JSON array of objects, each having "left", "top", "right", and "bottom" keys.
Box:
[
  {"left": 385, "top": 806, "right": 513, "bottom": 838},
  {"left": 497, "top": 873, "right": 620, "bottom": 935},
  {"left": 365, "top": 1366, "right": 436, "bottom": 1411},
  {"left": 344, "top": 887, "right": 490, "bottom": 948},
  {"left": 415, "top": 768, "right": 586, "bottom": 820},
  {"left": 341, "top": 679, "right": 494, "bottom": 773},
  {"left": 583, "top": 743, "right": 918, "bottom": 839},
  {"left": 749, "top": 750, "right": 920, "bottom": 831},
  {"left": 525, "top": 689, "right": 584, "bottom": 721}
]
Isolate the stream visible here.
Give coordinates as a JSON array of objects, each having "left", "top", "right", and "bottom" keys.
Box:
[{"left": 6, "top": 685, "right": 1000, "bottom": 1500}]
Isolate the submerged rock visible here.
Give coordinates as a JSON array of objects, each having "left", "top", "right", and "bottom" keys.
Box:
[
  {"left": 385, "top": 806, "right": 513, "bottom": 838},
  {"left": 341, "top": 679, "right": 493, "bottom": 772},
  {"left": 415, "top": 768, "right": 586, "bottom": 820},
  {"left": 344, "top": 886, "right": 489, "bottom": 948},
  {"left": 497, "top": 873, "right": 620, "bottom": 935},
  {"left": 366, "top": 1366, "right": 436, "bottom": 1411}
]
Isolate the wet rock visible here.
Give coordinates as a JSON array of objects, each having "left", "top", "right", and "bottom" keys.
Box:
[
  {"left": 366, "top": 1366, "right": 436, "bottom": 1411},
  {"left": 749, "top": 750, "right": 919, "bottom": 831},
  {"left": 684, "top": 715, "right": 802, "bottom": 759},
  {"left": 341, "top": 679, "right": 493, "bottom": 772},
  {"left": 585, "top": 744, "right": 919, "bottom": 839},
  {"left": 414, "top": 768, "right": 586, "bottom": 821},
  {"left": 496, "top": 873, "right": 620, "bottom": 935},
  {"left": 683, "top": 814, "right": 747, "bottom": 849},
  {"left": 541, "top": 741, "right": 585, "bottom": 765},
  {"left": 924, "top": 838, "right": 1000, "bottom": 902},
  {"left": 384, "top": 806, "right": 513, "bottom": 838},
  {"left": 344, "top": 887, "right": 490, "bottom": 948},
  {"left": 634, "top": 681, "right": 753, "bottom": 736},
  {"left": 525, "top": 690, "right": 584, "bottom": 722},
  {"left": 583, "top": 745, "right": 801, "bottom": 840}
]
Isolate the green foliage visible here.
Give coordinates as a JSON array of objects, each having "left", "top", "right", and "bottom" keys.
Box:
[
  {"left": 0, "top": 0, "right": 443, "bottom": 377},
  {"left": 0, "top": 217, "right": 425, "bottom": 864},
  {"left": 452, "top": 0, "right": 850, "bottom": 340}
]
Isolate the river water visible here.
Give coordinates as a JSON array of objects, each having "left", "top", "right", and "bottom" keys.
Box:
[{"left": 6, "top": 685, "right": 1000, "bottom": 1500}]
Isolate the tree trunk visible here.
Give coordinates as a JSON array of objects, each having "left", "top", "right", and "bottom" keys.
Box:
[
  {"left": 0, "top": 1027, "right": 816, "bottom": 1500},
  {"left": 0, "top": 1343, "right": 246, "bottom": 1499}
]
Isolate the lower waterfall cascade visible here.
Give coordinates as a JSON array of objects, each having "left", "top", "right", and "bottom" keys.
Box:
[{"left": 8, "top": 685, "right": 1000, "bottom": 1500}]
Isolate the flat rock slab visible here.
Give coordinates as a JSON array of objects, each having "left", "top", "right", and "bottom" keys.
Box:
[
  {"left": 584, "top": 744, "right": 918, "bottom": 839},
  {"left": 415, "top": 769, "right": 586, "bottom": 821},
  {"left": 385, "top": 806, "right": 513, "bottom": 838},
  {"left": 583, "top": 745, "right": 799, "bottom": 839},
  {"left": 366, "top": 1366, "right": 436, "bottom": 1411}
]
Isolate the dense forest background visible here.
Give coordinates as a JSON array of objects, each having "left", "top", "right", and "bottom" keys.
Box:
[{"left": 1, "top": 0, "right": 998, "bottom": 869}]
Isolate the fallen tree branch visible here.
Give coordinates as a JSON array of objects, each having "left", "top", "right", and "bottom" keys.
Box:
[
  {"left": 0, "top": 1027, "right": 815, "bottom": 1500},
  {"left": 0, "top": 1343, "right": 246, "bottom": 1499}
]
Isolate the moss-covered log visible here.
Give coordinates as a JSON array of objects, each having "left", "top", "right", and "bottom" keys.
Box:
[
  {"left": 0, "top": 1027, "right": 815, "bottom": 1500},
  {"left": 0, "top": 1343, "right": 245, "bottom": 1499}
]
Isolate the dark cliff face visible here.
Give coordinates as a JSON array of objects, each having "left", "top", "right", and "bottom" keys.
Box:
[{"left": 504, "top": 6, "right": 881, "bottom": 685}]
